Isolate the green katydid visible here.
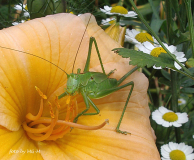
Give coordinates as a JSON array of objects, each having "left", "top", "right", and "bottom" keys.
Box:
[
  {"left": 0, "top": 16, "right": 139, "bottom": 135},
  {"left": 57, "top": 36, "right": 139, "bottom": 134}
]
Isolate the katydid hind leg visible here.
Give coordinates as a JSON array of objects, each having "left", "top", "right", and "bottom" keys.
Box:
[
  {"left": 117, "top": 66, "right": 139, "bottom": 86},
  {"left": 116, "top": 81, "right": 134, "bottom": 135},
  {"left": 84, "top": 37, "right": 106, "bottom": 74},
  {"left": 91, "top": 81, "right": 134, "bottom": 134}
]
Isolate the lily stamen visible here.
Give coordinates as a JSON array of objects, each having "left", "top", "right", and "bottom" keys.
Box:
[
  {"left": 48, "top": 102, "right": 55, "bottom": 119},
  {"left": 25, "top": 98, "right": 44, "bottom": 121},
  {"left": 26, "top": 118, "right": 109, "bottom": 130},
  {"left": 22, "top": 86, "right": 108, "bottom": 141},
  {"left": 26, "top": 111, "right": 58, "bottom": 141},
  {"left": 22, "top": 121, "right": 51, "bottom": 133}
]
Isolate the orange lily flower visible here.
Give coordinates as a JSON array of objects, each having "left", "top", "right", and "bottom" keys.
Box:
[{"left": 0, "top": 13, "right": 160, "bottom": 159}]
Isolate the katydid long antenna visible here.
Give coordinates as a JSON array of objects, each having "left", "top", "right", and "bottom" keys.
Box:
[
  {"left": 71, "top": 14, "right": 92, "bottom": 73},
  {"left": 0, "top": 46, "right": 68, "bottom": 75}
]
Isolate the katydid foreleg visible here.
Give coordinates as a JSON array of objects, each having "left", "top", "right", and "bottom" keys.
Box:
[{"left": 73, "top": 90, "right": 100, "bottom": 123}]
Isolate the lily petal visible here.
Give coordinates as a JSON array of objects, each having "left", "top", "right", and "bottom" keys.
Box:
[
  {"left": 0, "top": 13, "right": 160, "bottom": 159},
  {"left": 0, "top": 126, "right": 42, "bottom": 159}
]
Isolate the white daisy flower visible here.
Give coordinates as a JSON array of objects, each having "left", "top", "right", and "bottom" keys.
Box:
[
  {"left": 174, "top": 52, "right": 187, "bottom": 70},
  {"left": 23, "top": 11, "right": 30, "bottom": 17},
  {"left": 125, "top": 29, "right": 157, "bottom": 44},
  {"left": 100, "top": 5, "right": 137, "bottom": 18},
  {"left": 14, "top": 3, "right": 26, "bottom": 11},
  {"left": 161, "top": 142, "right": 194, "bottom": 160},
  {"left": 101, "top": 17, "right": 116, "bottom": 25},
  {"left": 152, "top": 106, "right": 188, "bottom": 127},
  {"left": 14, "top": 3, "right": 30, "bottom": 18},
  {"left": 178, "top": 98, "right": 186, "bottom": 105},
  {"left": 12, "top": 20, "right": 25, "bottom": 26},
  {"left": 136, "top": 41, "right": 187, "bottom": 70}
]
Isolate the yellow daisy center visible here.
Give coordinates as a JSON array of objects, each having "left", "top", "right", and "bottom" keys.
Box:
[
  {"left": 22, "top": 86, "right": 108, "bottom": 141},
  {"left": 110, "top": 6, "right": 128, "bottom": 14},
  {"left": 178, "top": 100, "right": 182, "bottom": 104},
  {"left": 135, "top": 33, "right": 153, "bottom": 43},
  {"left": 162, "top": 112, "right": 178, "bottom": 122},
  {"left": 170, "top": 150, "right": 186, "bottom": 160},
  {"left": 109, "top": 20, "right": 116, "bottom": 24},
  {"left": 150, "top": 47, "right": 167, "bottom": 57}
]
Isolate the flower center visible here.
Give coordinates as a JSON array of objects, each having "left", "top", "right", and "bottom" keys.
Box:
[
  {"left": 22, "top": 86, "right": 108, "bottom": 141},
  {"left": 178, "top": 100, "right": 183, "bottom": 104},
  {"left": 162, "top": 112, "right": 178, "bottom": 122},
  {"left": 109, "top": 20, "right": 116, "bottom": 24},
  {"left": 169, "top": 150, "right": 186, "bottom": 160},
  {"left": 135, "top": 33, "right": 153, "bottom": 43},
  {"left": 110, "top": 6, "right": 128, "bottom": 14},
  {"left": 150, "top": 47, "right": 167, "bottom": 57}
]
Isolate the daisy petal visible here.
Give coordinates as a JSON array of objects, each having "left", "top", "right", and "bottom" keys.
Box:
[
  {"left": 168, "top": 45, "right": 177, "bottom": 53},
  {"left": 159, "top": 106, "right": 170, "bottom": 114},
  {"left": 162, "top": 121, "right": 171, "bottom": 127},
  {"left": 186, "top": 153, "right": 194, "bottom": 160},
  {"left": 162, "top": 144, "right": 172, "bottom": 152},
  {"left": 143, "top": 41, "right": 155, "bottom": 50},
  {"left": 171, "top": 121, "right": 182, "bottom": 127},
  {"left": 169, "top": 142, "right": 178, "bottom": 150},
  {"left": 174, "top": 62, "right": 182, "bottom": 70},
  {"left": 184, "top": 146, "right": 194, "bottom": 155},
  {"left": 131, "top": 29, "right": 140, "bottom": 36}
]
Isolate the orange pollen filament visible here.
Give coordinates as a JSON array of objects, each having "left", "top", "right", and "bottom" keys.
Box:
[{"left": 22, "top": 86, "right": 108, "bottom": 141}]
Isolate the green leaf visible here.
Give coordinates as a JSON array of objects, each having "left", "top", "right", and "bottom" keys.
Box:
[
  {"left": 186, "top": 58, "right": 194, "bottom": 68},
  {"left": 174, "top": 32, "right": 190, "bottom": 45},
  {"left": 160, "top": 90, "right": 171, "bottom": 94},
  {"left": 158, "top": 77, "right": 171, "bottom": 86},
  {"left": 181, "top": 79, "right": 194, "bottom": 87},
  {"left": 161, "top": 69, "right": 171, "bottom": 80},
  {"left": 181, "top": 87, "right": 194, "bottom": 94},
  {"left": 27, "top": 0, "right": 66, "bottom": 19},
  {"left": 150, "top": 19, "right": 165, "bottom": 34},
  {"left": 113, "top": 48, "right": 175, "bottom": 69}
]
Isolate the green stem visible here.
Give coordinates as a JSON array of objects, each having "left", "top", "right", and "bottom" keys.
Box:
[
  {"left": 175, "top": 69, "right": 194, "bottom": 80},
  {"left": 129, "top": 0, "right": 192, "bottom": 76},
  {"left": 165, "top": 95, "right": 172, "bottom": 107},
  {"left": 170, "top": 71, "right": 178, "bottom": 112},
  {"left": 52, "top": 0, "right": 56, "bottom": 13},
  {"left": 175, "top": 128, "right": 181, "bottom": 143},
  {"left": 183, "top": 0, "right": 194, "bottom": 58},
  {"left": 170, "top": 71, "right": 181, "bottom": 143},
  {"left": 165, "top": 0, "right": 173, "bottom": 44},
  {"left": 148, "top": 0, "right": 160, "bottom": 19},
  {"left": 148, "top": 69, "right": 157, "bottom": 81},
  {"left": 142, "top": 67, "right": 152, "bottom": 77},
  {"left": 164, "top": 127, "right": 172, "bottom": 143}
]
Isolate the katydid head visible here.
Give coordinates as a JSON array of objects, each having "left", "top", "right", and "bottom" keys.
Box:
[{"left": 66, "top": 73, "right": 80, "bottom": 96}]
